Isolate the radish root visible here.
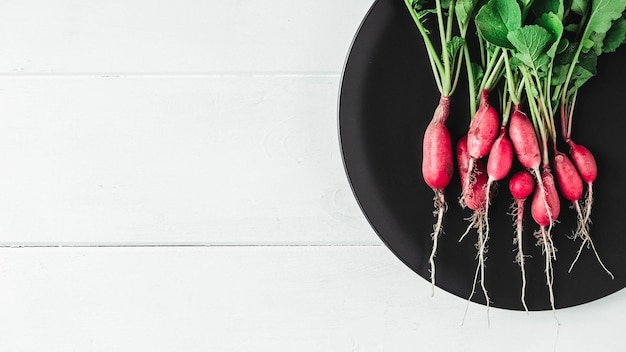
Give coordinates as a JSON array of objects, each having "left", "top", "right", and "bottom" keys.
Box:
[
  {"left": 511, "top": 199, "right": 529, "bottom": 312},
  {"left": 536, "top": 226, "right": 558, "bottom": 315},
  {"left": 429, "top": 190, "right": 447, "bottom": 296},
  {"left": 460, "top": 158, "right": 476, "bottom": 208},
  {"left": 460, "top": 207, "right": 490, "bottom": 324},
  {"left": 568, "top": 199, "right": 613, "bottom": 279},
  {"left": 583, "top": 182, "right": 593, "bottom": 226}
]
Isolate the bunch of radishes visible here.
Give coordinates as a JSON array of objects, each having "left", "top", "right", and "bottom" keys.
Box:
[{"left": 404, "top": 0, "right": 626, "bottom": 312}]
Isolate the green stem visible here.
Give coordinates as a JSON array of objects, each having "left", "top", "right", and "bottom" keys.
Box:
[
  {"left": 463, "top": 44, "right": 478, "bottom": 117},
  {"left": 503, "top": 50, "right": 520, "bottom": 105},
  {"left": 478, "top": 35, "right": 486, "bottom": 68},
  {"left": 450, "top": 44, "right": 465, "bottom": 94},
  {"left": 404, "top": 1, "right": 445, "bottom": 93},
  {"left": 446, "top": 0, "right": 456, "bottom": 42},
  {"left": 479, "top": 47, "right": 502, "bottom": 91},
  {"left": 483, "top": 52, "right": 505, "bottom": 91},
  {"left": 435, "top": 0, "right": 451, "bottom": 94},
  {"left": 567, "top": 91, "right": 578, "bottom": 140},
  {"left": 562, "top": 18, "right": 594, "bottom": 103}
]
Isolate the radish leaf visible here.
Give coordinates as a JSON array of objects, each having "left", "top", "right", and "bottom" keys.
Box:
[
  {"left": 571, "top": 0, "right": 589, "bottom": 16},
  {"left": 531, "top": 0, "right": 564, "bottom": 18},
  {"left": 446, "top": 36, "right": 465, "bottom": 62},
  {"left": 456, "top": 0, "right": 480, "bottom": 27},
  {"left": 507, "top": 25, "right": 553, "bottom": 70},
  {"left": 536, "top": 12, "right": 564, "bottom": 57},
  {"left": 475, "top": 0, "right": 522, "bottom": 48},
  {"left": 602, "top": 16, "right": 626, "bottom": 53},
  {"left": 580, "top": 0, "right": 626, "bottom": 53}
]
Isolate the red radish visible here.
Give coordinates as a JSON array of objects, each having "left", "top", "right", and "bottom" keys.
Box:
[
  {"left": 508, "top": 106, "right": 552, "bottom": 225},
  {"left": 508, "top": 107, "right": 540, "bottom": 170},
  {"left": 482, "top": 127, "right": 514, "bottom": 260},
  {"left": 568, "top": 140, "right": 597, "bottom": 225},
  {"left": 461, "top": 90, "right": 499, "bottom": 208},
  {"left": 467, "top": 90, "right": 500, "bottom": 159},
  {"left": 568, "top": 141, "right": 597, "bottom": 183},
  {"left": 554, "top": 152, "right": 583, "bottom": 202},
  {"left": 487, "top": 128, "right": 513, "bottom": 181},
  {"left": 564, "top": 141, "right": 612, "bottom": 278},
  {"left": 457, "top": 135, "right": 470, "bottom": 182},
  {"left": 457, "top": 136, "right": 487, "bottom": 211},
  {"left": 510, "top": 170, "right": 535, "bottom": 200},
  {"left": 457, "top": 136, "right": 490, "bottom": 311},
  {"left": 530, "top": 168, "right": 560, "bottom": 312},
  {"left": 531, "top": 169, "right": 560, "bottom": 227},
  {"left": 422, "top": 97, "right": 454, "bottom": 296},
  {"left": 465, "top": 160, "right": 488, "bottom": 211},
  {"left": 423, "top": 118, "right": 454, "bottom": 190},
  {"left": 509, "top": 170, "right": 534, "bottom": 312}
]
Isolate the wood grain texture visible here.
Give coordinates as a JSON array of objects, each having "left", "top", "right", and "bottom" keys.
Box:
[
  {"left": 0, "top": 0, "right": 373, "bottom": 74},
  {"left": 0, "top": 76, "right": 376, "bottom": 245},
  {"left": 0, "top": 246, "right": 624, "bottom": 352},
  {"left": 0, "top": 0, "right": 624, "bottom": 350}
]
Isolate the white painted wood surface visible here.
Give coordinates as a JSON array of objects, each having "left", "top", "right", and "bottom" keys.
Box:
[
  {"left": 0, "top": 0, "right": 623, "bottom": 351},
  {"left": 0, "top": 76, "right": 374, "bottom": 245},
  {"left": 2, "top": 246, "right": 625, "bottom": 352}
]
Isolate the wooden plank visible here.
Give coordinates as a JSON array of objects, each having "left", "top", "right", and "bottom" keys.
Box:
[
  {"left": 0, "top": 245, "right": 622, "bottom": 351},
  {"left": 0, "top": 0, "right": 373, "bottom": 74},
  {"left": 0, "top": 76, "right": 377, "bottom": 245}
]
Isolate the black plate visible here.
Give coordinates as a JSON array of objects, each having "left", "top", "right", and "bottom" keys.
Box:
[{"left": 338, "top": 0, "right": 626, "bottom": 311}]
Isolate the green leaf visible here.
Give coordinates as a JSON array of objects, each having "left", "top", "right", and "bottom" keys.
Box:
[
  {"left": 554, "top": 40, "right": 577, "bottom": 66},
  {"left": 507, "top": 25, "right": 554, "bottom": 70},
  {"left": 556, "top": 37, "right": 570, "bottom": 53},
  {"left": 531, "top": 0, "right": 564, "bottom": 18},
  {"left": 471, "top": 62, "right": 485, "bottom": 92},
  {"left": 577, "top": 51, "right": 598, "bottom": 75},
  {"left": 588, "top": 32, "right": 606, "bottom": 54},
  {"left": 603, "top": 17, "right": 626, "bottom": 53},
  {"left": 445, "top": 36, "right": 465, "bottom": 62},
  {"left": 570, "top": 0, "right": 589, "bottom": 16},
  {"left": 566, "top": 66, "right": 595, "bottom": 98},
  {"left": 581, "top": 0, "right": 626, "bottom": 52},
  {"left": 518, "top": 0, "right": 534, "bottom": 11},
  {"left": 475, "top": 0, "right": 522, "bottom": 48},
  {"left": 558, "top": 50, "right": 597, "bottom": 97},
  {"left": 551, "top": 63, "right": 568, "bottom": 86},
  {"left": 536, "top": 12, "right": 564, "bottom": 57},
  {"left": 455, "top": 0, "right": 479, "bottom": 27},
  {"left": 411, "top": 0, "right": 428, "bottom": 11}
]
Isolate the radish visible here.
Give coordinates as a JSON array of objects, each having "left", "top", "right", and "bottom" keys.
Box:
[
  {"left": 482, "top": 126, "right": 513, "bottom": 260},
  {"left": 509, "top": 170, "right": 534, "bottom": 312},
  {"left": 423, "top": 98, "right": 454, "bottom": 190},
  {"left": 508, "top": 106, "right": 554, "bottom": 230},
  {"left": 461, "top": 90, "right": 500, "bottom": 207},
  {"left": 486, "top": 128, "right": 514, "bottom": 182},
  {"left": 554, "top": 152, "right": 583, "bottom": 202},
  {"left": 403, "top": 0, "right": 467, "bottom": 297},
  {"left": 509, "top": 107, "right": 541, "bottom": 172},
  {"left": 457, "top": 135, "right": 491, "bottom": 312},
  {"left": 565, "top": 140, "right": 612, "bottom": 278},
  {"left": 468, "top": 90, "right": 500, "bottom": 160},
  {"left": 531, "top": 168, "right": 560, "bottom": 312},
  {"left": 422, "top": 97, "right": 455, "bottom": 296},
  {"left": 568, "top": 140, "right": 597, "bottom": 225}
]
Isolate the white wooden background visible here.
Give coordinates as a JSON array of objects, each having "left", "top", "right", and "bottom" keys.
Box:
[{"left": 0, "top": 1, "right": 624, "bottom": 351}]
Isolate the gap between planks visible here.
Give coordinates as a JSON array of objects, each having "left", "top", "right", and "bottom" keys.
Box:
[
  {"left": 0, "top": 72, "right": 341, "bottom": 79},
  {"left": 0, "top": 243, "right": 382, "bottom": 249}
]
